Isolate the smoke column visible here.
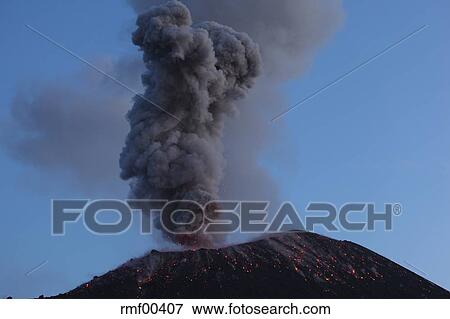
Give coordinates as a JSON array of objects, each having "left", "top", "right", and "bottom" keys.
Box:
[
  {"left": 3, "top": 0, "right": 342, "bottom": 248},
  {"left": 127, "top": 3, "right": 344, "bottom": 245},
  {"left": 119, "top": 0, "right": 262, "bottom": 246}
]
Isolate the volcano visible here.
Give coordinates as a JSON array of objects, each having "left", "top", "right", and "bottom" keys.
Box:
[{"left": 54, "top": 231, "right": 449, "bottom": 298}]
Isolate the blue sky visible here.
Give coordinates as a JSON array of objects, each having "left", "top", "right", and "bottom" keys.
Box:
[{"left": 0, "top": 0, "right": 449, "bottom": 297}]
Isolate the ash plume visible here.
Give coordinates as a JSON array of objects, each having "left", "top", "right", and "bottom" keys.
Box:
[
  {"left": 2, "top": 0, "right": 343, "bottom": 248},
  {"left": 0, "top": 56, "right": 143, "bottom": 193},
  {"left": 119, "top": 0, "right": 262, "bottom": 246},
  {"left": 128, "top": 0, "right": 344, "bottom": 213},
  {"left": 127, "top": 0, "right": 343, "bottom": 80}
]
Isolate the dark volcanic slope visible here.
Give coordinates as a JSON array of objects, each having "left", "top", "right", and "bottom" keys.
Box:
[{"left": 56, "top": 232, "right": 449, "bottom": 298}]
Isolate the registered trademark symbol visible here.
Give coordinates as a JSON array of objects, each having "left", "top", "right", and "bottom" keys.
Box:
[{"left": 393, "top": 204, "right": 402, "bottom": 216}]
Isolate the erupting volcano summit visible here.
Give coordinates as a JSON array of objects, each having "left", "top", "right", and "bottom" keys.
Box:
[{"left": 55, "top": 231, "right": 449, "bottom": 298}]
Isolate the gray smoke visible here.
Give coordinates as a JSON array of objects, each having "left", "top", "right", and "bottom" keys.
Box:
[
  {"left": 2, "top": 0, "right": 343, "bottom": 247},
  {"left": 127, "top": 1, "right": 343, "bottom": 209},
  {"left": 119, "top": 1, "right": 262, "bottom": 245},
  {"left": 1, "top": 56, "right": 143, "bottom": 193},
  {"left": 127, "top": 0, "right": 344, "bottom": 80}
]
